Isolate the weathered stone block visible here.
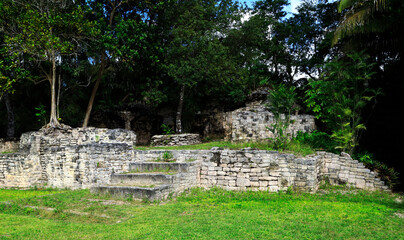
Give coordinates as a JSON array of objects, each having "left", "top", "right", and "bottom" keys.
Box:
[
  {"left": 236, "top": 178, "right": 251, "bottom": 187},
  {"left": 151, "top": 134, "right": 201, "bottom": 146}
]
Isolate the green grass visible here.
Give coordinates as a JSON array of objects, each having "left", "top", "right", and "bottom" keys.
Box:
[
  {"left": 0, "top": 188, "right": 62, "bottom": 202},
  {"left": 125, "top": 167, "right": 177, "bottom": 175},
  {"left": 0, "top": 151, "right": 17, "bottom": 154},
  {"left": 134, "top": 140, "right": 315, "bottom": 156},
  {"left": 0, "top": 187, "right": 403, "bottom": 239}
]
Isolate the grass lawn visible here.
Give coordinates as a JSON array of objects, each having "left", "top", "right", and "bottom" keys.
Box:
[
  {"left": 134, "top": 140, "right": 316, "bottom": 156},
  {"left": 0, "top": 187, "right": 403, "bottom": 239},
  {"left": 0, "top": 188, "right": 63, "bottom": 202}
]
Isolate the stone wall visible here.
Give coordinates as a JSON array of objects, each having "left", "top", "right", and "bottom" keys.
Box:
[
  {"left": 223, "top": 103, "right": 315, "bottom": 142},
  {"left": 19, "top": 127, "right": 137, "bottom": 151},
  {"left": 199, "top": 149, "right": 388, "bottom": 192},
  {"left": 0, "top": 128, "right": 137, "bottom": 189},
  {"left": 0, "top": 152, "right": 42, "bottom": 188},
  {"left": 151, "top": 134, "right": 201, "bottom": 146},
  {"left": 0, "top": 139, "right": 19, "bottom": 153},
  {"left": 200, "top": 148, "right": 319, "bottom": 191},
  {"left": 319, "top": 152, "right": 387, "bottom": 190},
  {"left": 0, "top": 128, "right": 389, "bottom": 193}
]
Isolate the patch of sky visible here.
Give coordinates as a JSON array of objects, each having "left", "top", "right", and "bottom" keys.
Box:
[{"left": 243, "top": 0, "right": 302, "bottom": 17}]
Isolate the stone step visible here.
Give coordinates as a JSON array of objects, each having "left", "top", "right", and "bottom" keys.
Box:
[
  {"left": 129, "top": 162, "right": 194, "bottom": 172},
  {"left": 111, "top": 173, "right": 175, "bottom": 185},
  {"left": 91, "top": 184, "right": 171, "bottom": 201}
]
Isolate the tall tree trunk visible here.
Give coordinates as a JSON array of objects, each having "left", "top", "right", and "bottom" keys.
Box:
[
  {"left": 82, "top": 56, "right": 105, "bottom": 127},
  {"left": 82, "top": 2, "right": 120, "bottom": 128},
  {"left": 176, "top": 85, "right": 185, "bottom": 133},
  {"left": 49, "top": 53, "right": 59, "bottom": 127},
  {"left": 4, "top": 93, "right": 15, "bottom": 138},
  {"left": 57, "top": 74, "right": 61, "bottom": 119}
]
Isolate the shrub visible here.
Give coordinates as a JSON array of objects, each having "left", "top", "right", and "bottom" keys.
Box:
[
  {"left": 305, "top": 51, "right": 382, "bottom": 154},
  {"left": 160, "top": 124, "right": 174, "bottom": 135},
  {"left": 162, "top": 151, "right": 174, "bottom": 162},
  {"left": 266, "top": 84, "right": 300, "bottom": 150},
  {"left": 294, "top": 131, "right": 339, "bottom": 153},
  {"left": 353, "top": 151, "right": 400, "bottom": 190}
]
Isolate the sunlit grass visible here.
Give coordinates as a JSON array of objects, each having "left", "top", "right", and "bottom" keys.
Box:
[
  {"left": 0, "top": 188, "right": 62, "bottom": 202},
  {"left": 134, "top": 140, "right": 316, "bottom": 156},
  {"left": 0, "top": 188, "right": 403, "bottom": 239}
]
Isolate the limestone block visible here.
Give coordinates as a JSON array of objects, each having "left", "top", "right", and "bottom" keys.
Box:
[
  {"left": 236, "top": 178, "right": 251, "bottom": 187},
  {"left": 259, "top": 176, "right": 277, "bottom": 181},
  {"left": 217, "top": 180, "right": 228, "bottom": 185},
  {"left": 228, "top": 180, "right": 236, "bottom": 187},
  {"left": 295, "top": 181, "right": 306, "bottom": 187},
  {"left": 269, "top": 171, "right": 281, "bottom": 177},
  {"left": 355, "top": 179, "right": 366, "bottom": 188},
  {"left": 151, "top": 134, "right": 201, "bottom": 146}
]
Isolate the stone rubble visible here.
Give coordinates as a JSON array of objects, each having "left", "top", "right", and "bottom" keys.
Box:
[
  {"left": 151, "top": 134, "right": 201, "bottom": 146},
  {"left": 0, "top": 139, "right": 19, "bottom": 153},
  {"left": 223, "top": 103, "right": 315, "bottom": 142}
]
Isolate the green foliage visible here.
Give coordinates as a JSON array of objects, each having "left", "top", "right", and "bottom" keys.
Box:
[
  {"left": 353, "top": 152, "right": 400, "bottom": 190},
  {"left": 1, "top": 0, "right": 97, "bottom": 126},
  {"left": 268, "top": 84, "right": 299, "bottom": 118},
  {"left": 4, "top": 2, "right": 96, "bottom": 62},
  {"left": 34, "top": 104, "right": 47, "bottom": 125},
  {"left": 126, "top": 167, "right": 176, "bottom": 175},
  {"left": 135, "top": 140, "right": 316, "bottom": 157},
  {"left": 294, "top": 131, "right": 339, "bottom": 153},
  {"left": 162, "top": 151, "right": 174, "bottom": 162},
  {"left": 305, "top": 51, "right": 381, "bottom": 154},
  {"left": 160, "top": 124, "right": 174, "bottom": 135},
  {"left": 284, "top": 139, "right": 315, "bottom": 156},
  {"left": 284, "top": 0, "right": 340, "bottom": 80},
  {"left": 332, "top": 0, "right": 402, "bottom": 46},
  {"left": 163, "top": 0, "right": 244, "bottom": 132},
  {"left": 0, "top": 49, "right": 30, "bottom": 96},
  {"left": 266, "top": 84, "right": 299, "bottom": 150}
]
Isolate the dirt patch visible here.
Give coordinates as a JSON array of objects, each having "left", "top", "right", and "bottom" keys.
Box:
[
  {"left": 394, "top": 212, "right": 404, "bottom": 218},
  {"left": 24, "top": 205, "right": 111, "bottom": 218},
  {"left": 86, "top": 198, "right": 129, "bottom": 205}
]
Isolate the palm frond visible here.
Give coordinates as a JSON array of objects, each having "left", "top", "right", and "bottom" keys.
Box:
[
  {"left": 333, "top": 0, "right": 389, "bottom": 45},
  {"left": 338, "top": 0, "right": 358, "bottom": 13},
  {"left": 333, "top": 7, "right": 372, "bottom": 45}
]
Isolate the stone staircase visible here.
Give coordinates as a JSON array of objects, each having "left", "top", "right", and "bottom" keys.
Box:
[{"left": 91, "top": 162, "right": 198, "bottom": 201}]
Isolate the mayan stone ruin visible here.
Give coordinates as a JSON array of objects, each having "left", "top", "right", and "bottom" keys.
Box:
[{"left": 0, "top": 124, "right": 389, "bottom": 200}]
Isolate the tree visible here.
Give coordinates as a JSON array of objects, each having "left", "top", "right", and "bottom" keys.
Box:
[
  {"left": 82, "top": 0, "right": 164, "bottom": 127},
  {"left": 0, "top": 1, "right": 32, "bottom": 137},
  {"left": 3, "top": 0, "right": 95, "bottom": 128},
  {"left": 285, "top": 0, "right": 341, "bottom": 81},
  {"left": 305, "top": 51, "right": 381, "bottom": 154},
  {"left": 164, "top": 0, "right": 241, "bottom": 133},
  {"left": 0, "top": 49, "right": 30, "bottom": 137},
  {"left": 252, "top": 0, "right": 290, "bottom": 84},
  {"left": 266, "top": 83, "right": 299, "bottom": 149}
]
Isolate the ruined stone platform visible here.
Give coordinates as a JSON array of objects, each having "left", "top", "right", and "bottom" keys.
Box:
[{"left": 0, "top": 128, "right": 389, "bottom": 201}]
